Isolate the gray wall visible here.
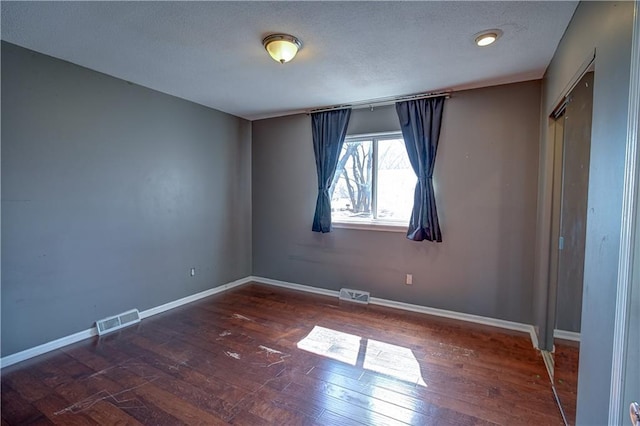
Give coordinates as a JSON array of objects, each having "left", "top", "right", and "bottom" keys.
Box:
[
  {"left": 534, "top": 1, "right": 634, "bottom": 424},
  {"left": 1, "top": 42, "right": 252, "bottom": 356},
  {"left": 252, "top": 81, "right": 540, "bottom": 324}
]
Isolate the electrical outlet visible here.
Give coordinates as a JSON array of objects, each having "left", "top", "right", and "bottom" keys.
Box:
[
  {"left": 405, "top": 274, "right": 413, "bottom": 285},
  {"left": 190, "top": 267, "right": 196, "bottom": 277}
]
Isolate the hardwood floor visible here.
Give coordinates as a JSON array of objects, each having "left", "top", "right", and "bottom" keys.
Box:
[
  {"left": 1, "top": 283, "right": 564, "bottom": 425},
  {"left": 553, "top": 340, "right": 579, "bottom": 425}
]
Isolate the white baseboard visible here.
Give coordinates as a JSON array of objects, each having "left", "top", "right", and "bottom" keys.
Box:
[
  {"left": 553, "top": 329, "right": 581, "bottom": 342},
  {"left": 371, "top": 296, "right": 539, "bottom": 349},
  {"left": 0, "top": 328, "right": 99, "bottom": 369},
  {"left": 139, "top": 276, "right": 251, "bottom": 319},
  {"left": 249, "top": 276, "right": 539, "bottom": 349},
  {"left": 247, "top": 276, "right": 340, "bottom": 298},
  {"left": 541, "top": 349, "right": 555, "bottom": 381},
  {"left": 2, "top": 275, "right": 541, "bottom": 369},
  {"left": 0, "top": 276, "right": 253, "bottom": 369}
]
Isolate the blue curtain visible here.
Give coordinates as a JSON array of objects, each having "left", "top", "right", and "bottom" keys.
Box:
[
  {"left": 396, "top": 97, "right": 445, "bottom": 242},
  {"left": 311, "top": 109, "right": 352, "bottom": 233}
]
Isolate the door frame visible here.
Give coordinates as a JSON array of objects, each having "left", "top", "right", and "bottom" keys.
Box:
[{"left": 609, "top": 1, "right": 640, "bottom": 423}]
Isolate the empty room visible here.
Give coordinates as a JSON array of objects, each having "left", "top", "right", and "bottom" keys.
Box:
[{"left": 1, "top": 1, "right": 639, "bottom": 425}]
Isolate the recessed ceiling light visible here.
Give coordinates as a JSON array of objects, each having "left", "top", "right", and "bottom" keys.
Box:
[{"left": 474, "top": 29, "right": 503, "bottom": 47}]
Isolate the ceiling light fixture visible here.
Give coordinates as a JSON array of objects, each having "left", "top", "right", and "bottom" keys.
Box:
[
  {"left": 474, "top": 29, "right": 503, "bottom": 47},
  {"left": 262, "top": 34, "right": 302, "bottom": 64}
]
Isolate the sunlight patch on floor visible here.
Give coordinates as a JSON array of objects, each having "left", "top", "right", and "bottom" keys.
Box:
[
  {"left": 297, "top": 325, "right": 361, "bottom": 366},
  {"left": 364, "top": 339, "right": 427, "bottom": 387},
  {"left": 297, "top": 325, "right": 427, "bottom": 387}
]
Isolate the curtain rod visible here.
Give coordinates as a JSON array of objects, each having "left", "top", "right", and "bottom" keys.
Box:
[{"left": 308, "top": 90, "right": 452, "bottom": 114}]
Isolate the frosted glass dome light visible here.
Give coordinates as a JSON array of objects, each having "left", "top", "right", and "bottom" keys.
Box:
[{"left": 263, "top": 34, "right": 302, "bottom": 64}]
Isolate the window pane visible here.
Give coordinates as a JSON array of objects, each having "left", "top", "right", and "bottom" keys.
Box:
[
  {"left": 331, "top": 140, "right": 373, "bottom": 220},
  {"left": 376, "top": 138, "right": 414, "bottom": 222}
]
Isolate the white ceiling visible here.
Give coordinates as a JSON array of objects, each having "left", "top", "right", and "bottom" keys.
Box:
[{"left": 1, "top": 1, "right": 578, "bottom": 121}]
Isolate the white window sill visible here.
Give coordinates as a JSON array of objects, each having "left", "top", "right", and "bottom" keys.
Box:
[{"left": 332, "top": 220, "right": 407, "bottom": 233}]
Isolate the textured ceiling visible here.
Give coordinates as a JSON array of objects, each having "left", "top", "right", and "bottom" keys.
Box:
[{"left": 1, "top": 1, "right": 577, "bottom": 120}]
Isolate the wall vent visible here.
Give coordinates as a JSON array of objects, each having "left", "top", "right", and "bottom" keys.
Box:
[
  {"left": 339, "top": 288, "right": 370, "bottom": 304},
  {"left": 96, "top": 309, "right": 140, "bottom": 336}
]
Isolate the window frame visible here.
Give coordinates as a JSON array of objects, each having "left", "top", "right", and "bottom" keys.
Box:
[{"left": 331, "top": 131, "right": 411, "bottom": 232}]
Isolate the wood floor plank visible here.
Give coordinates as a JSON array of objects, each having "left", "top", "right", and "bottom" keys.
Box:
[
  {"left": 1, "top": 382, "right": 52, "bottom": 425},
  {"left": 67, "top": 334, "right": 250, "bottom": 422},
  {"left": 314, "top": 409, "right": 367, "bottom": 426},
  {"left": 281, "top": 380, "right": 408, "bottom": 425},
  {"left": 105, "top": 344, "right": 247, "bottom": 420},
  {"left": 226, "top": 409, "right": 275, "bottom": 426},
  {"left": 31, "top": 393, "right": 100, "bottom": 426},
  {"left": 1, "top": 368, "right": 53, "bottom": 403},
  {"left": 99, "top": 362, "right": 227, "bottom": 425},
  {"left": 294, "top": 371, "right": 431, "bottom": 424},
  {"left": 1, "top": 283, "right": 566, "bottom": 425}
]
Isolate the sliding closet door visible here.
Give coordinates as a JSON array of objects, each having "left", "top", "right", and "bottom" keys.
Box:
[
  {"left": 553, "top": 70, "right": 594, "bottom": 425},
  {"left": 556, "top": 71, "right": 594, "bottom": 334}
]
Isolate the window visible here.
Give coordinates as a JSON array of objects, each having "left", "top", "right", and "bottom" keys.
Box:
[{"left": 330, "top": 132, "right": 414, "bottom": 229}]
